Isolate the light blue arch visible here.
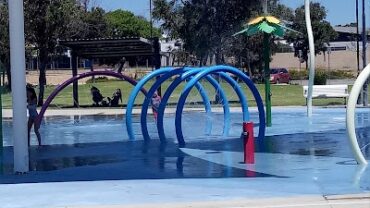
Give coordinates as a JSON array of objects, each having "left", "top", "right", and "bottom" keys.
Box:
[
  {"left": 175, "top": 65, "right": 266, "bottom": 147},
  {"left": 140, "top": 67, "right": 213, "bottom": 141},
  {"left": 142, "top": 67, "right": 231, "bottom": 142},
  {"left": 156, "top": 69, "right": 250, "bottom": 142},
  {"left": 126, "top": 67, "right": 212, "bottom": 141}
]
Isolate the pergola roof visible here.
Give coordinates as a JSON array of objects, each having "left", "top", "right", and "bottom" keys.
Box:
[{"left": 58, "top": 37, "right": 155, "bottom": 58}]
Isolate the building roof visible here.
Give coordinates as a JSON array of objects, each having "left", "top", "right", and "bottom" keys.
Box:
[
  {"left": 58, "top": 37, "right": 155, "bottom": 58},
  {"left": 334, "top": 26, "right": 370, "bottom": 35}
]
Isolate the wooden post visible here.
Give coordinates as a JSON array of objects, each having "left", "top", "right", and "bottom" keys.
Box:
[
  {"left": 71, "top": 50, "right": 79, "bottom": 107},
  {"left": 153, "top": 37, "right": 162, "bottom": 96}
]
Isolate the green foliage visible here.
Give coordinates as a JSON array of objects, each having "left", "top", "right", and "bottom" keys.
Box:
[
  {"left": 105, "top": 9, "right": 161, "bottom": 38},
  {"left": 289, "top": 70, "right": 308, "bottom": 80},
  {"left": 0, "top": 4, "right": 10, "bottom": 88},
  {"left": 80, "top": 7, "right": 109, "bottom": 39},
  {"left": 153, "top": 0, "right": 261, "bottom": 64},
  {"left": 0, "top": 80, "right": 353, "bottom": 108},
  {"left": 289, "top": 69, "right": 354, "bottom": 80},
  {"left": 0, "top": 4, "right": 8, "bottom": 64},
  {"left": 286, "top": 2, "right": 338, "bottom": 63},
  {"left": 314, "top": 71, "right": 327, "bottom": 85},
  {"left": 24, "top": 0, "right": 85, "bottom": 105}
]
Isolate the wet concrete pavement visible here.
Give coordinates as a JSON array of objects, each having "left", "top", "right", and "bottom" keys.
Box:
[{"left": 0, "top": 107, "right": 370, "bottom": 207}]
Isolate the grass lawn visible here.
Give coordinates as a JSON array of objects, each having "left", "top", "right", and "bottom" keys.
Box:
[{"left": 0, "top": 79, "right": 348, "bottom": 108}]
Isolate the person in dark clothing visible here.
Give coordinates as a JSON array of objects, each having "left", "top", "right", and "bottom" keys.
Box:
[
  {"left": 108, "top": 89, "right": 122, "bottom": 107},
  {"left": 90, "top": 86, "right": 104, "bottom": 106}
]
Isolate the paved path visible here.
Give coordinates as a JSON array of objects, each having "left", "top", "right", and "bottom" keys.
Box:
[
  {"left": 290, "top": 79, "right": 355, "bottom": 86},
  {"left": 70, "top": 194, "right": 370, "bottom": 208}
]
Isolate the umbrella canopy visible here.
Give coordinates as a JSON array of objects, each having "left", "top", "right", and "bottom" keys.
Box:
[{"left": 234, "top": 15, "right": 294, "bottom": 37}]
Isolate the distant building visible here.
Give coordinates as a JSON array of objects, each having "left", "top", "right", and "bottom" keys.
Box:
[
  {"left": 330, "top": 26, "right": 370, "bottom": 51},
  {"left": 271, "top": 26, "right": 370, "bottom": 72}
]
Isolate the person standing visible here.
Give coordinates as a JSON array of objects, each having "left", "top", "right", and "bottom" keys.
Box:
[
  {"left": 151, "top": 91, "right": 161, "bottom": 120},
  {"left": 26, "top": 85, "right": 41, "bottom": 145}
]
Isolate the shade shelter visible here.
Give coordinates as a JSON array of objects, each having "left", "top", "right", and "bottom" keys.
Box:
[{"left": 59, "top": 37, "right": 161, "bottom": 107}]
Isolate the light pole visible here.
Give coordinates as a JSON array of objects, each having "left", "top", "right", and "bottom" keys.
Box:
[
  {"left": 361, "top": 0, "right": 368, "bottom": 106},
  {"left": 150, "top": 0, "right": 153, "bottom": 39},
  {"left": 356, "top": 0, "right": 362, "bottom": 104}
]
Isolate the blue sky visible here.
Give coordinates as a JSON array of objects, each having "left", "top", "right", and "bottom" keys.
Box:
[{"left": 98, "top": 0, "right": 364, "bottom": 26}]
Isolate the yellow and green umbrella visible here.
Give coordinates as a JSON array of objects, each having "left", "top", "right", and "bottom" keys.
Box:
[
  {"left": 234, "top": 15, "right": 293, "bottom": 127},
  {"left": 234, "top": 15, "right": 286, "bottom": 37}
]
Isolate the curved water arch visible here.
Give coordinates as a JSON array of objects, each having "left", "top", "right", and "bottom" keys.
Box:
[
  {"left": 36, "top": 71, "right": 145, "bottom": 127},
  {"left": 126, "top": 67, "right": 212, "bottom": 141},
  {"left": 156, "top": 68, "right": 250, "bottom": 143},
  {"left": 175, "top": 65, "right": 265, "bottom": 147},
  {"left": 141, "top": 67, "right": 231, "bottom": 142},
  {"left": 346, "top": 64, "right": 370, "bottom": 165}
]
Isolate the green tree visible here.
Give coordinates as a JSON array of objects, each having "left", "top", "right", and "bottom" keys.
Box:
[
  {"left": 81, "top": 7, "right": 108, "bottom": 38},
  {"left": 153, "top": 0, "right": 261, "bottom": 65},
  {"left": 105, "top": 9, "right": 161, "bottom": 38},
  {"left": 226, "top": 1, "right": 294, "bottom": 75},
  {"left": 0, "top": 4, "right": 10, "bottom": 89},
  {"left": 286, "top": 2, "right": 338, "bottom": 66},
  {"left": 24, "top": 0, "right": 84, "bottom": 105}
]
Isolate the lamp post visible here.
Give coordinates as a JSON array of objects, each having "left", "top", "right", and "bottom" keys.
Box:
[
  {"left": 356, "top": 0, "right": 362, "bottom": 104},
  {"left": 150, "top": 0, "right": 153, "bottom": 39},
  {"left": 361, "top": 0, "right": 368, "bottom": 106}
]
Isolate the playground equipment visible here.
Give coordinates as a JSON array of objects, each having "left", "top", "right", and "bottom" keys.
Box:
[
  {"left": 305, "top": 0, "right": 316, "bottom": 117},
  {"left": 35, "top": 71, "right": 147, "bottom": 127},
  {"left": 34, "top": 66, "right": 266, "bottom": 148},
  {"left": 346, "top": 64, "right": 369, "bottom": 165},
  {"left": 126, "top": 65, "right": 266, "bottom": 147}
]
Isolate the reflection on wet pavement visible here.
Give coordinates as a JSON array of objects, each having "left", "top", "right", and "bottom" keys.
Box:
[{"left": 0, "top": 108, "right": 369, "bottom": 196}]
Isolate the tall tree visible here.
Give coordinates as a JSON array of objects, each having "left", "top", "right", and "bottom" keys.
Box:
[
  {"left": 0, "top": 3, "right": 10, "bottom": 89},
  {"left": 286, "top": 2, "right": 337, "bottom": 67},
  {"left": 24, "top": 0, "right": 84, "bottom": 106},
  {"left": 82, "top": 7, "right": 108, "bottom": 38},
  {"left": 105, "top": 9, "right": 161, "bottom": 38},
  {"left": 153, "top": 0, "right": 261, "bottom": 65}
]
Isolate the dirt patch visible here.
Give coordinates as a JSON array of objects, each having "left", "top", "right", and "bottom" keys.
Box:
[{"left": 25, "top": 68, "right": 149, "bottom": 85}]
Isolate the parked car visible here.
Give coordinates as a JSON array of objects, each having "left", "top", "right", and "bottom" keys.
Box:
[{"left": 270, "top": 68, "right": 290, "bottom": 84}]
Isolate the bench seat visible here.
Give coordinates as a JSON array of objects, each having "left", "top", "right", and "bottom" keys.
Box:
[{"left": 303, "top": 85, "right": 349, "bottom": 104}]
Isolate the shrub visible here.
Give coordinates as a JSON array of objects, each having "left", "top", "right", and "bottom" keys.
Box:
[
  {"left": 289, "top": 70, "right": 308, "bottom": 80},
  {"left": 289, "top": 69, "right": 354, "bottom": 81},
  {"left": 314, "top": 71, "right": 327, "bottom": 85},
  {"left": 327, "top": 70, "right": 354, "bottom": 79}
]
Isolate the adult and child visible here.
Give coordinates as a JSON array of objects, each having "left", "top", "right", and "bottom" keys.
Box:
[{"left": 90, "top": 87, "right": 122, "bottom": 107}]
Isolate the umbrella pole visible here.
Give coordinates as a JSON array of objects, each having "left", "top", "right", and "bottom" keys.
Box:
[{"left": 263, "top": 33, "right": 272, "bottom": 127}]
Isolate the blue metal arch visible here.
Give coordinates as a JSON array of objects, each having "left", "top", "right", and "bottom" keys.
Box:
[
  {"left": 126, "top": 67, "right": 212, "bottom": 141},
  {"left": 155, "top": 68, "right": 230, "bottom": 142},
  {"left": 156, "top": 69, "right": 250, "bottom": 143},
  {"left": 140, "top": 67, "right": 214, "bottom": 142},
  {"left": 217, "top": 72, "right": 250, "bottom": 121},
  {"left": 141, "top": 68, "right": 235, "bottom": 142},
  {"left": 175, "top": 65, "right": 266, "bottom": 147}
]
